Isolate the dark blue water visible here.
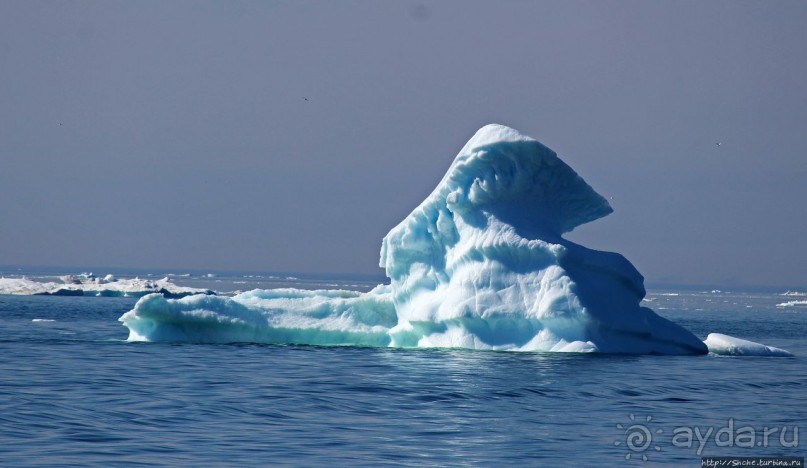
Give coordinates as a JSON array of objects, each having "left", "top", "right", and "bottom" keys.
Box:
[{"left": 1, "top": 286, "right": 805, "bottom": 466}]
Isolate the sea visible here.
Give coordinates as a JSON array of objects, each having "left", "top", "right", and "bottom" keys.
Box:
[{"left": 1, "top": 268, "right": 805, "bottom": 466}]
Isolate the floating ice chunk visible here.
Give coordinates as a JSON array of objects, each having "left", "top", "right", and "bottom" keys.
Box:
[
  {"left": 0, "top": 278, "right": 56, "bottom": 295},
  {"left": 704, "top": 333, "right": 793, "bottom": 357}
]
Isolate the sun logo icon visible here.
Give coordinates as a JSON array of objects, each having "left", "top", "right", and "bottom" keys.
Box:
[{"left": 614, "top": 414, "right": 663, "bottom": 461}]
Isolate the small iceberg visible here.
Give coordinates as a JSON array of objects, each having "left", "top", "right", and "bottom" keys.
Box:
[{"left": 704, "top": 333, "right": 793, "bottom": 357}]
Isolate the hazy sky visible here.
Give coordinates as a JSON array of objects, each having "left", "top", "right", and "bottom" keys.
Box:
[{"left": 1, "top": 1, "right": 805, "bottom": 288}]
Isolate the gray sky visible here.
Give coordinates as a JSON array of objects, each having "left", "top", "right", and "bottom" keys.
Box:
[{"left": 1, "top": 1, "right": 805, "bottom": 288}]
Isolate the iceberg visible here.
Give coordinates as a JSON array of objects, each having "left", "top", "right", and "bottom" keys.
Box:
[{"left": 120, "top": 124, "right": 711, "bottom": 354}]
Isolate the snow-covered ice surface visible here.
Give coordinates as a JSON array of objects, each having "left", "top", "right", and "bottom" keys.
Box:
[
  {"left": 0, "top": 275, "right": 212, "bottom": 298},
  {"left": 120, "top": 124, "right": 785, "bottom": 355},
  {"left": 704, "top": 333, "right": 793, "bottom": 357}
]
